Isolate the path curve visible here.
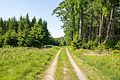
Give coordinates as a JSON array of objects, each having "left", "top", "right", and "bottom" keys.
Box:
[
  {"left": 43, "top": 49, "right": 62, "bottom": 80},
  {"left": 66, "top": 48, "right": 86, "bottom": 80}
]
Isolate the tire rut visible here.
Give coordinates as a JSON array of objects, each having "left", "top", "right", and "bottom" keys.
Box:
[
  {"left": 43, "top": 49, "right": 62, "bottom": 80},
  {"left": 66, "top": 48, "right": 86, "bottom": 80}
]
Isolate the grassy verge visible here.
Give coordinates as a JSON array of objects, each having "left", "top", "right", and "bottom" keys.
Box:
[
  {"left": 55, "top": 48, "right": 78, "bottom": 80},
  {"left": 0, "top": 46, "right": 59, "bottom": 80},
  {"left": 68, "top": 47, "right": 120, "bottom": 80}
]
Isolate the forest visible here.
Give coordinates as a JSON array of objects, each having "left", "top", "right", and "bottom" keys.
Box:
[
  {"left": 0, "top": 13, "right": 61, "bottom": 48},
  {"left": 53, "top": 0, "right": 120, "bottom": 50},
  {"left": 0, "top": 0, "right": 120, "bottom": 49},
  {"left": 0, "top": 0, "right": 120, "bottom": 80}
]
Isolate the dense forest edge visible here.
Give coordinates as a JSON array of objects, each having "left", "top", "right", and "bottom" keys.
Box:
[
  {"left": 0, "top": 0, "right": 120, "bottom": 50},
  {"left": 53, "top": 0, "right": 120, "bottom": 50},
  {"left": 0, "top": 13, "right": 64, "bottom": 48}
]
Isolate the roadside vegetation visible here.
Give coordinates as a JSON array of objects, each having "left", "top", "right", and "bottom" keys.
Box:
[
  {"left": 55, "top": 48, "right": 78, "bottom": 80},
  {"left": 68, "top": 47, "right": 120, "bottom": 80},
  {"left": 0, "top": 46, "right": 59, "bottom": 80}
]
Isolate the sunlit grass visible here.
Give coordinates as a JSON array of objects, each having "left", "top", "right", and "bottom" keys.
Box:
[
  {"left": 55, "top": 48, "right": 78, "bottom": 80},
  {"left": 0, "top": 47, "right": 59, "bottom": 80},
  {"left": 68, "top": 47, "right": 120, "bottom": 80}
]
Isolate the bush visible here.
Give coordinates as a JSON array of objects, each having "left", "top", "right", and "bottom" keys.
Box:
[
  {"left": 87, "top": 41, "right": 95, "bottom": 49},
  {"left": 82, "top": 42, "right": 89, "bottom": 49},
  {"left": 97, "top": 44, "right": 106, "bottom": 50},
  {"left": 4, "top": 31, "right": 18, "bottom": 47},
  {"left": 0, "top": 35, "right": 4, "bottom": 47},
  {"left": 105, "top": 37, "right": 117, "bottom": 49},
  {"left": 112, "top": 50, "right": 120, "bottom": 55},
  {"left": 71, "top": 41, "right": 77, "bottom": 50},
  {"left": 115, "top": 41, "right": 120, "bottom": 50},
  {"left": 71, "top": 39, "right": 99, "bottom": 50},
  {"left": 71, "top": 40, "right": 82, "bottom": 50},
  {"left": 84, "top": 40, "right": 98, "bottom": 49}
]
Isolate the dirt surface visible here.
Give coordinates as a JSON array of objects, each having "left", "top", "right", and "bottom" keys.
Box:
[
  {"left": 43, "top": 49, "right": 62, "bottom": 80},
  {"left": 63, "top": 61, "right": 70, "bottom": 80},
  {"left": 43, "top": 48, "right": 86, "bottom": 80},
  {"left": 66, "top": 48, "right": 86, "bottom": 80}
]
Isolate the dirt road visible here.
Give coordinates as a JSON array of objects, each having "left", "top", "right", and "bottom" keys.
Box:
[
  {"left": 43, "top": 48, "right": 86, "bottom": 80},
  {"left": 66, "top": 48, "right": 86, "bottom": 80},
  {"left": 43, "top": 49, "right": 62, "bottom": 80}
]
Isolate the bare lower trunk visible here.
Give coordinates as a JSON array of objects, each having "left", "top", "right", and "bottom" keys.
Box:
[
  {"left": 71, "top": 3, "right": 75, "bottom": 40},
  {"left": 99, "top": 11, "right": 103, "bottom": 44},
  {"left": 88, "top": 10, "right": 93, "bottom": 41},
  {"left": 104, "top": 5, "right": 114, "bottom": 44},
  {"left": 79, "top": 7, "right": 83, "bottom": 40},
  {"left": 72, "top": 6, "right": 75, "bottom": 38}
]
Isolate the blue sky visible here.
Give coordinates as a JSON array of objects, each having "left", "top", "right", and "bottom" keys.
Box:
[{"left": 0, "top": 0, "right": 64, "bottom": 38}]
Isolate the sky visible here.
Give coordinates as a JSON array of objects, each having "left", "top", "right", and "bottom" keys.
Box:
[{"left": 0, "top": 0, "right": 64, "bottom": 38}]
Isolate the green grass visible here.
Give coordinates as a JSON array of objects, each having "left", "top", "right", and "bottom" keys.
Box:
[
  {"left": 0, "top": 46, "right": 59, "bottom": 80},
  {"left": 55, "top": 48, "right": 78, "bottom": 80},
  {"left": 68, "top": 47, "right": 120, "bottom": 80}
]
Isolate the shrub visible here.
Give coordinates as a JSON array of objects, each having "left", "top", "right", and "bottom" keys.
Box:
[
  {"left": 71, "top": 41, "right": 77, "bottom": 50},
  {"left": 4, "top": 31, "right": 18, "bottom": 47},
  {"left": 87, "top": 41, "right": 95, "bottom": 49},
  {"left": 115, "top": 41, "right": 120, "bottom": 50},
  {"left": 71, "top": 40, "right": 82, "bottom": 50},
  {"left": 0, "top": 35, "right": 4, "bottom": 47},
  {"left": 86, "top": 40, "right": 98, "bottom": 49},
  {"left": 97, "top": 44, "right": 106, "bottom": 50},
  {"left": 112, "top": 50, "right": 120, "bottom": 55},
  {"left": 82, "top": 42, "right": 89, "bottom": 49}
]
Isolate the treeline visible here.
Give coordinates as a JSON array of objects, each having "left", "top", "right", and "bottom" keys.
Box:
[
  {"left": 53, "top": 0, "right": 120, "bottom": 49},
  {"left": 53, "top": 37, "right": 66, "bottom": 46},
  {"left": 0, "top": 13, "right": 54, "bottom": 48}
]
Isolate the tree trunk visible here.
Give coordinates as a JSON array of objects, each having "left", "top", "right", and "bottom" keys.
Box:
[
  {"left": 79, "top": 6, "right": 83, "bottom": 40},
  {"left": 104, "top": 3, "right": 115, "bottom": 44},
  {"left": 72, "top": 8, "right": 75, "bottom": 38},
  {"left": 99, "top": 11, "right": 103, "bottom": 44},
  {"left": 88, "top": 10, "right": 93, "bottom": 41},
  {"left": 71, "top": 3, "right": 75, "bottom": 40}
]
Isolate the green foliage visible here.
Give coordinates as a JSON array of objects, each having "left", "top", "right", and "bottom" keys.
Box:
[
  {"left": 97, "top": 44, "right": 107, "bottom": 50},
  {"left": 115, "top": 41, "right": 120, "bottom": 50},
  {"left": 0, "top": 35, "right": 4, "bottom": 47},
  {"left": 69, "top": 48, "right": 120, "bottom": 80},
  {"left": 0, "top": 47, "right": 59, "bottom": 80},
  {"left": 54, "top": 0, "right": 120, "bottom": 49},
  {"left": 72, "top": 39, "right": 98, "bottom": 50},
  {"left": 51, "top": 37, "right": 66, "bottom": 46},
  {"left": 0, "top": 14, "right": 52, "bottom": 48},
  {"left": 85, "top": 40, "right": 97, "bottom": 49},
  {"left": 18, "top": 32, "right": 26, "bottom": 46},
  {"left": 71, "top": 40, "right": 81, "bottom": 50},
  {"left": 4, "top": 31, "right": 18, "bottom": 47},
  {"left": 71, "top": 34, "right": 81, "bottom": 49},
  {"left": 55, "top": 48, "right": 78, "bottom": 80},
  {"left": 26, "top": 23, "right": 44, "bottom": 47},
  {"left": 112, "top": 50, "right": 120, "bottom": 55}
]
